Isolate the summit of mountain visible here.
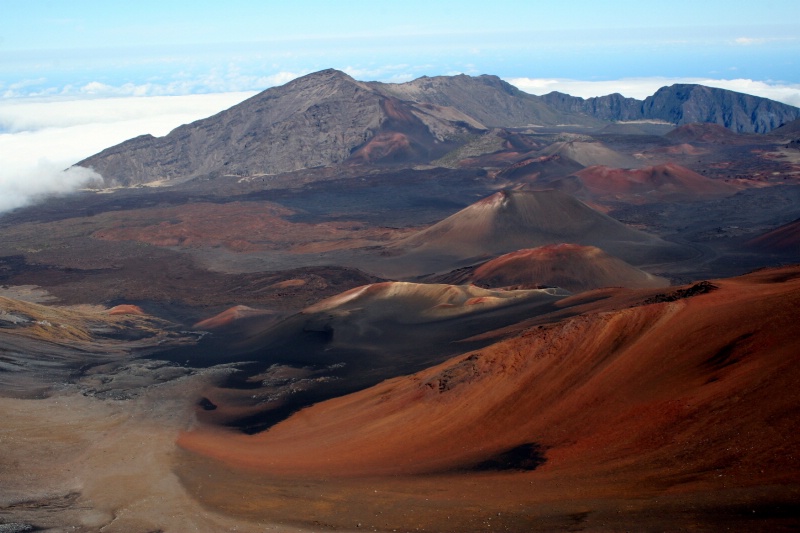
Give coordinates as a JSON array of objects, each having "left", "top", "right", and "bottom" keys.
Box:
[
  {"left": 386, "top": 189, "right": 689, "bottom": 273},
  {"left": 77, "top": 69, "right": 485, "bottom": 186},
  {"left": 370, "top": 74, "right": 602, "bottom": 128}
]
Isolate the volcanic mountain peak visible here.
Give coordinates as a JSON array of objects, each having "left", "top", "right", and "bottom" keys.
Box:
[
  {"left": 77, "top": 69, "right": 481, "bottom": 186},
  {"left": 403, "top": 189, "right": 636, "bottom": 240},
  {"left": 387, "top": 189, "right": 687, "bottom": 272}
]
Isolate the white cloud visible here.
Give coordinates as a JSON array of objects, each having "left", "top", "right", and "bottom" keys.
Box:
[
  {"left": 734, "top": 36, "right": 798, "bottom": 46},
  {"left": 735, "top": 37, "right": 765, "bottom": 45},
  {"left": 0, "top": 91, "right": 256, "bottom": 214},
  {"left": 1, "top": 70, "right": 304, "bottom": 99},
  {"left": 0, "top": 160, "right": 103, "bottom": 213},
  {"left": 0, "top": 92, "right": 257, "bottom": 134},
  {"left": 506, "top": 77, "right": 800, "bottom": 107}
]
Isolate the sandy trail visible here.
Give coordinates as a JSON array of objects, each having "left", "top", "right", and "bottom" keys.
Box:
[{"left": 0, "top": 374, "right": 317, "bottom": 532}]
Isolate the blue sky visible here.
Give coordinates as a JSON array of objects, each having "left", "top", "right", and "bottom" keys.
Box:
[
  {"left": 3, "top": 0, "right": 800, "bottom": 97},
  {"left": 1, "top": 0, "right": 799, "bottom": 212}
]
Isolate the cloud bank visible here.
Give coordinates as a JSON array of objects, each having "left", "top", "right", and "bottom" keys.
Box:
[{"left": 0, "top": 92, "right": 255, "bottom": 214}]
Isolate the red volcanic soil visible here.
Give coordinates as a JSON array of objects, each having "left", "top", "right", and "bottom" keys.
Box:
[
  {"left": 107, "top": 304, "right": 146, "bottom": 316},
  {"left": 566, "top": 163, "right": 738, "bottom": 203},
  {"left": 348, "top": 131, "right": 417, "bottom": 163},
  {"left": 464, "top": 244, "right": 668, "bottom": 292},
  {"left": 193, "top": 305, "right": 274, "bottom": 330},
  {"left": 91, "top": 201, "right": 408, "bottom": 252},
  {"left": 666, "top": 123, "right": 746, "bottom": 144},
  {"left": 746, "top": 218, "right": 800, "bottom": 253},
  {"left": 177, "top": 266, "right": 800, "bottom": 530}
]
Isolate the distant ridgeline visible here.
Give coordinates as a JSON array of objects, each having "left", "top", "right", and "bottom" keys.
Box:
[
  {"left": 77, "top": 69, "right": 800, "bottom": 186},
  {"left": 538, "top": 83, "right": 798, "bottom": 134}
]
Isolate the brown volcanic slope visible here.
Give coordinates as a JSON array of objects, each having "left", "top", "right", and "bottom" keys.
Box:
[
  {"left": 558, "top": 163, "right": 739, "bottom": 204},
  {"left": 385, "top": 189, "right": 688, "bottom": 275},
  {"left": 537, "top": 140, "right": 640, "bottom": 168},
  {"left": 443, "top": 244, "right": 669, "bottom": 292},
  {"left": 178, "top": 266, "right": 800, "bottom": 531},
  {"left": 746, "top": 218, "right": 800, "bottom": 253}
]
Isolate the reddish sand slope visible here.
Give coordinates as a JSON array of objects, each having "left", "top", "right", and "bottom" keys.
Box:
[
  {"left": 180, "top": 267, "right": 800, "bottom": 484},
  {"left": 464, "top": 244, "right": 669, "bottom": 292},
  {"left": 564, "top": 163, "right": 738, "bottom": 203},
  {"left": 746, "top": 218, "right": 800, "bottom": 253}
]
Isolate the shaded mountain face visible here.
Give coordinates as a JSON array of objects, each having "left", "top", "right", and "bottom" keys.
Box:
[
  {"left": 76, "top": 69, "right": 800, "bottom": 187},
  {"left": 77, "top": 69, "right": 484, "bottom": 186},
  {"left": 541, "top": 84, "right": 800, "bottom": 133}
]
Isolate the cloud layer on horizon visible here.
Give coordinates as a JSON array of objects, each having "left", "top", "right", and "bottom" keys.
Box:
[{"left": 0, "top": 92, "right": 255, "bottom": 213}]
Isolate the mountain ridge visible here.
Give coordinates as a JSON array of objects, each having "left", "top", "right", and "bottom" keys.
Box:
[
  {"left": 540, "top": 83, "right": 800, "bottom": 133},
  {"left": 76, "top": 69, "right": 800, "bottom": 186}
]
